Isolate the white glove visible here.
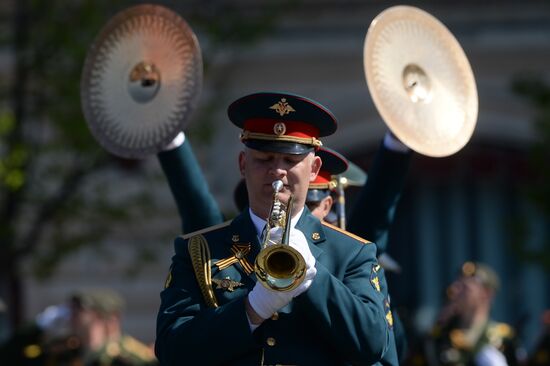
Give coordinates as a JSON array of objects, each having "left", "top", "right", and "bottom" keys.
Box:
[
  {"left": 264, "top": 226, "right": 283, "bottom": 246},
  {"left": 265, "top": 227, "right": 316, "bottom": 270},
  {"left": 288, "top": 228, "right": 316, "bottom": 272},
  {"left": 162, "top": 131, "right": 185, "bottom": 151},
  {"left": 248, "top": 228, "right": 317, "bottom": 320},
  {"left": 248, "top": 281, "right": 297, "bottom": 320}
]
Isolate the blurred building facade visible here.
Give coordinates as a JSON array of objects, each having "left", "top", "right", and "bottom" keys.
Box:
[{"left": 21, "top": 0, "right": 550, "bottom": 354}]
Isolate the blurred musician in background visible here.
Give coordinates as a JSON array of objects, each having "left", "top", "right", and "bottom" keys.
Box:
[{"left": 423, "top": 262, "right": 522, "bottom": 366}]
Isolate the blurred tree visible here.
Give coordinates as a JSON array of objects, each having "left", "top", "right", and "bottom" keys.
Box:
[
  {"left": 0, "top": 0, "right": 287, "bottom": 330},
  {"left": 511, "top": 75, "right": 550, "bottom": 271}
]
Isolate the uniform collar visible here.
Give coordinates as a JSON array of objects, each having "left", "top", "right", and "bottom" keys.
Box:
[
  {"left": 295, "top": 207, "right": 326, "bottom": 260},
  {"left": 248, "top": 206, "right": 304, "bottom": 238},
  {"left": 229, "top": 211, "right": 258, "bottom": 247},
  {"left": 231, "top": 207, "right": 325, "bottom": 263}
]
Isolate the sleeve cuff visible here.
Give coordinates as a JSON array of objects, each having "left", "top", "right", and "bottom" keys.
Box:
[
  {"left": 163, "top": 131, "right": 186, "bottom": 151},
  {"left": 246, "top": 313, "right": 261, "bottom": 332}
]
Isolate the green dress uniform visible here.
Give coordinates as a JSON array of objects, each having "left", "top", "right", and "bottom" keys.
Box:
[
  {"left": 156, "top": 208, "right": 391, "bottom": 365},
  {"left": 157, "top": 140, "right": 405, "bottom": 366},
  {"left": 347, "top": 140, "right": 412, "bottom": 363},
  {"left": 157, "top": 91, "right": 392, "bottom": 365},
  {"left": 309, "top": 146, "right": 399, "bottom": 366},
  {"left": 347, "top": 140, "right": 412, "bottom": 256},
  {"left": 157, "top": 139, "right": 224, "bottom": 234}
]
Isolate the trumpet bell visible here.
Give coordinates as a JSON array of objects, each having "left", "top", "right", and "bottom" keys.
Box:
[
  {"left": 255, "top": 244, "right": 306, "bottom": 292},
  {"left": 363, "top": 6, "right": 478, "bottom": 157},
  {"left": 254, "top": 185, "right": 306, "bottom": 292}
]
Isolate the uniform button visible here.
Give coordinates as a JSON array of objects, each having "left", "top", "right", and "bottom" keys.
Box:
[
  {"left": 271, "top": 312, "right": 279, "bottom": 320},
  {"left": 266, "top": 337, "right": 276, "bottom": 346}
]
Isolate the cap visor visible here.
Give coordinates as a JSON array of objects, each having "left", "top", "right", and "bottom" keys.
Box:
[
  {"left": 306, "top": 189, "right": 331, "bottom": 203},
  {"left": 244, "top": 139, "right": 314, "bottom": 155}
]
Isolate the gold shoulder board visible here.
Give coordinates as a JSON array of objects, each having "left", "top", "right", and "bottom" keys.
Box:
[
  {"left": 321, "top": 221, "right": 372, "bottom": 244},
  {"left": 188, "top": 234, "right": 218, "bottom": 308}
]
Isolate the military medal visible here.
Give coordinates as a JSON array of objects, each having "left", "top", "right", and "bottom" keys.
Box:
[
  {"left": 212, "top": 277, "right": 243, "bottom": 292},
  {"left": 214, "top": 243, "right": 254, "bottom": 274}
]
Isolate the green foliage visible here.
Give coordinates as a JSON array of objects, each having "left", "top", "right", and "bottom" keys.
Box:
[
  {"left": 0, "top": 0, "right": 150, "bottom": 281},
  {"left": 0, "top": 109, "right": 15, "bottom": 136},
  {"left": 0, "top": 0, "right": 286, "bottom": 284}
]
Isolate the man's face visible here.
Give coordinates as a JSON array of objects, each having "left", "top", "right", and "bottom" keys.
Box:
[
  {"left": 239, "top": 147, "right": 321, "bottom": 219},
  {"left": 449, "top": 276, "right": 490, "bottom": 314}
]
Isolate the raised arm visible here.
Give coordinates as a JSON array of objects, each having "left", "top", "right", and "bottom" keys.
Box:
[
  {"left": 347, "top": 133, "right": 412, "bottom": 254},
  {"left": 157, "top": 133, "right": 224, "bottom": 234}
]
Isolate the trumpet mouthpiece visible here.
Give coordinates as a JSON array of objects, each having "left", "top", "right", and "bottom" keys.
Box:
[{"left": 272, "top": 180, "right": 284, "bottom": 192}]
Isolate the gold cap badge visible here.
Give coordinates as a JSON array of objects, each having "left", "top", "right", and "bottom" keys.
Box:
[
  {"left": 273, "top": 122, "right": 286, "bottom": 136},
  {"left": 270, "top": 98, "right": 295, "bottom": 116}
]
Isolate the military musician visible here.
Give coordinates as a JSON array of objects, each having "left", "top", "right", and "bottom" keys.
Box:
[{"left": 155, "top": 92, "right": 391, "bottom": 365}]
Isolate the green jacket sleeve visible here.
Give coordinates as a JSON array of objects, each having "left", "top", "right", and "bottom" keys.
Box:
[
  {"left": 347, "top": 141, "right": 412, "bottom": 254},
  {"left": 157, "top": 140, "right": 224, "bottom": 234},
  {"left": 298, "top": 241, "right": 390, "bottom": 365},
  {"left": 155, "top": 237, "right": 259, "bottom": 366}
]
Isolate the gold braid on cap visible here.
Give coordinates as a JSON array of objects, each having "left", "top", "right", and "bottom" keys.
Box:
[
  {"left": 309, "top": 180, "right": 337, "bottom": 190},
  {"left": 240, "top": 131, "right": 322, "bottom": 148}
]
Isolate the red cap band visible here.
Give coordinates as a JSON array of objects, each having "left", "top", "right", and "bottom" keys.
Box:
[
  {"left": 310, "top": 170, "right": 332, "bottom": 186},
  {"left": 243, "top": 119, "right": 320, "bottom": 139}
]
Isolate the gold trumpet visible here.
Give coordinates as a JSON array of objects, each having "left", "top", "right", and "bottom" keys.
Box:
[{"left": 255, "top": 180, "right": 306, "bottom": 292}]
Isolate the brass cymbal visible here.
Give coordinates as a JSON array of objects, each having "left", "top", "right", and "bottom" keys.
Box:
[
  {"left": 81, "top": 4, "right": 202, "bottom": 158},
  {"left": 364, "top": 6, "right": 478, "bottom": 157}
]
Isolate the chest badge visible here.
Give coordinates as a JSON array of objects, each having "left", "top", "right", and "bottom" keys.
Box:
[
  {"left": 311, "top": 232, "right": 321, "bottom": 240},
  {"left": 212, "top": 277, "right": 244, "bottom": 292},
  {"left": 214, "top": 243, "right": 254, "bottom": 275}
]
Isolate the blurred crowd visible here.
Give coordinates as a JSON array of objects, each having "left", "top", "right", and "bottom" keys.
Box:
[
  {"left": 404, "top": 262, "right": 550, "bottom": 366},
  {"left": 0, "top": 288, "right": 157, "bottom": 366},
  {"left": 1, "top": 264, "right": 548, "bottom": 365}
]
